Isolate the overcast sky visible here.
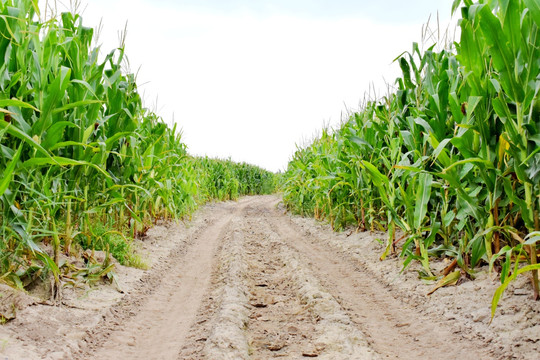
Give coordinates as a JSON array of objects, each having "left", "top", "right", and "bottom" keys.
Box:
[{"left": 43, "top": 0, "right": 456, "bottom": 172}]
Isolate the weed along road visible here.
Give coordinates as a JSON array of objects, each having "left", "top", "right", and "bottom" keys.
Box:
[{"left": 2, "top": 195, "right": 536, "bottom": 359}]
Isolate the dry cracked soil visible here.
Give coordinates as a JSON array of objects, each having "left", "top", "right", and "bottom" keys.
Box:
[{"left": 1, "top": 195, "right": 539, "bottom": 359}]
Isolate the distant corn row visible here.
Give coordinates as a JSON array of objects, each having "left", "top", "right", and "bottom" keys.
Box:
[
  {"left": 283, "top": 0, "right": 539, "bottom": 316},
  {"left": 196, "top": 157, "right": 277, "bottom": 201},
  {"left": 0, "top": 0, "right": 276, "bottom": 300}
]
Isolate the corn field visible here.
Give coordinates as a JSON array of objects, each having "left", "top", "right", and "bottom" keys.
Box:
[
  {"left": 0, "top": 0, "right": 276, "bottom": 301},
  {"left": 283, "top": 0, "right": 540, "bottom": 317}
]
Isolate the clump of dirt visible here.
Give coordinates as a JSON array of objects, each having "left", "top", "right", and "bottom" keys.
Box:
[{"left": 0, "top": 284, "right": 37, "bottom": 322}]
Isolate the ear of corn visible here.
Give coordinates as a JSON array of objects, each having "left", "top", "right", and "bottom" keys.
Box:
[
  {"left": 0, "top": 0, "right": 276, "bottom": 298},
  {"left": 283, "top": 0, "right": 539, "bottom": 316}
]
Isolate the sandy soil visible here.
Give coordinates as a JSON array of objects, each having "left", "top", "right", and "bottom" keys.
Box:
[{"left": 0, "top": 195, "right": 538, "bottom": 359}]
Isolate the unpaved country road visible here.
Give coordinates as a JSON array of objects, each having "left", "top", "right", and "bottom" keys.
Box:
[
  {"left": 82, "top": 196, "right": 495, "bottom": 359},
  {"left": 2, "top": 195, "right": 537, "bottom": 359}
]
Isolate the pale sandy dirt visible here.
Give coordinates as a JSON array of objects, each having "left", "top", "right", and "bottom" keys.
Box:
[{"left": 0, "top": 195, "right": 538, "bottom": 359}]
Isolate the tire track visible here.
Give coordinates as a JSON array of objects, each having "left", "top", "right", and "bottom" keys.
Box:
[
  {"left": 264, "top": 200, "right": 493, "bottom": 360},
  {"left": 202, "top": 225, "right": 251, "bottom": 359},
  {"left": 83, "top": 198, "right": 258, "bottom": 360},
  {"left": 181, "top": 196, "right": 378, "bottom": 359},
  {"left": 245, "top": 219, "right": 378, "bottom": 359}
]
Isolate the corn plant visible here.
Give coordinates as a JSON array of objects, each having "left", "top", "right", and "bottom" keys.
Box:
[
  {"left": 0, "top": 0, "right": 277, "bottom": 300},
  {"left": 283, "top": 0, "right": 539, "bottom": 315}
]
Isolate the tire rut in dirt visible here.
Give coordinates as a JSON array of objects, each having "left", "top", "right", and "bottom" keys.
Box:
[
  {"left": 244, "top": 217, "right": 321, "bottom": 358},
  {"left": 178, "top": 201, "right": 259, "bottom": 359},
  {"left": 80, "top": 201, "right": 242, "bottom": 360},
  {"left": 265, "top": 202, "right": 495, "bottom": 360},
  {"left": 200, "top": 222, "right": 251, "bottom": 359},
  {"left": 245, "top": 218, "right": 377, "bottom": 359},
  {"left": 179, "top": 196, "right": 377, "bottom": 359}
]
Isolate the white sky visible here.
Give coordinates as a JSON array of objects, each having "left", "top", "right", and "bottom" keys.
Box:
[{"left": 42, "top": 0, "right": 457, "bottom": 172}]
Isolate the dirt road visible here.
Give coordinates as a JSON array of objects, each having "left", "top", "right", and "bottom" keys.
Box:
[{"left": 1, "top": 195, "right": 538, "bottom": 359}]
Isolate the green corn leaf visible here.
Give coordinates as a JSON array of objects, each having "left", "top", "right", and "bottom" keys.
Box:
[
  {"left": 35, "top": 251, "right": 60, "bottom": 281},
  {"left": 361, "top": 160, "right": 389, "bottom": 188},
  {"left": 429, "top": 133, "right": 454, "bottom": 169},
  {"left": 108, "top": 184, "right": 152, "bottom": 197},
  {"left": 105, "top": 131, "right": 133, "bottom": 150},
  {"left": 34, "top": 66, "right": 72, "bottom": 135},
  {"left": 22, "top": 156, "right": 111, "bottom": 178},
  {"left": 82, "top": 123, "right": 95, "bottom": 144},
  {"left": 523, "top": 0, "right": 540, "bottom": 28},
  {"left": 457, "top": 16, "right": 484, "bottom": 93},
  {"left": 489, "top": 245, "right": 512, "bottom": 276},
  {"left": 71, "top": 79, "right": 99, "bottom": 98},
  {"left": 0, "top": 143, "right": 23, "bottom": 197},
  {"left": 442, "top": 211, "right": 456, "bottom": 227},
  {"left": 442, "top": 158, "right": 495, "bottom": 173},
  {"left": 49, "top": 141, "right": 99, "bottom": 152},
  {"left": 466, "top": 96, "right": 483, "bottom": 115},
  {"left": 414, "top": 173, "right": 432, "bottom": 230},
  {"left": 346, "top": 135, "right": 373, "bottom": 150},
  {"left": 501, "top": 0, "right": 521, "bottom": 55},
  {"left": 456, "top": 187, "right": 481, "bottom": 221},
  {"left": 399, "top": 57, "right": 415, "bottom": 89},
  {"left": 41, "top": 121, "right": 79, "bottom": 150},
  {"left": 492, "top": 263, "right": 540, "bottom": 321},
  {"left": 393, "top": 165, "right": 423, "bottom": 173},
  {"left": 51, "top": 99, "right": 103, "bottom": 114},
  {"left": 0, "top": 98, "right": 39, "bottom": 111},
  {"left": 478, "top": 5, "right": 523, "bottom": 102},
  {"left": 0, "top": 120, "right": 52, "bottom": 159},
  {"left": 414, "top": 117, "right": 434, "bottom": 135},
  {"left": 431, "top": 138, "right": 452, "bottom": 164}
]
